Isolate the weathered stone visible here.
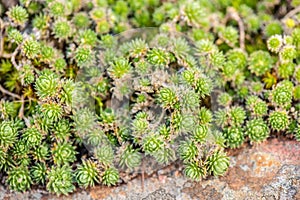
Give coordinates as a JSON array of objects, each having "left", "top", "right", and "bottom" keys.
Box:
[
  {"left": 142, "top": 188, "right": 175, "bottom": 200},
  {"left": 181, "top": 184, "right": 223, "bottom": 200}
]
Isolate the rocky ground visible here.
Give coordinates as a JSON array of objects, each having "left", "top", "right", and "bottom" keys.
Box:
[{"left": 1, "top": 138, "right": 300, "bottom": 200}]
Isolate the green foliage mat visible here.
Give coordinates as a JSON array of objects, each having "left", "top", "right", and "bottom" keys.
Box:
[{"left": 0, "top": 0, "right": 300, "bottom": 196}]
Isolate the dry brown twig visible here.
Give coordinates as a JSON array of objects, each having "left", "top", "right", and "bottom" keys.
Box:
[
  {"left": 0, "top": 86, "right": 26, "bottom": 119},
  {"left": 0, "top": 19, "right": 12, "bottom": 58},
  {"left": 224, "top": 7, "right": 245, "bottom": 51},
  {"left": 18, "top": 95, "right": 25, "bottom": 118},
  {"left": 0, "top": 18, "right": 5, "bottom": 57},
  {"left": 281, "top": 5, "right": 300, "bottom": 34},
  {"left": 0, "top": 84, "right": 21, "bottom": 99},
  {"left": 10, "top": 45, "right": 21, "bottom": 70},
  {"left": 282, "top": 5, "right": 300, "bottom": 20},
  {"left": 0, "top": 18, "right": 21, "bottom": 70}
]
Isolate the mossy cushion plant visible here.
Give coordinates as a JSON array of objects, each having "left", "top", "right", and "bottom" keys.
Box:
[{"left": 0, "top": 0, "right": 300, "bottom": 196}]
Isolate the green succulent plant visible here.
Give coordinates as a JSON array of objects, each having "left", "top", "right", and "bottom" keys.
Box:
[
  {"left": 264, "top": 21, "right": 283, "bottom": 37},
  {"left": 86, "top": 129, "right": 105, "bottom": 146},
  {"left": 35, "top": 70, "right": 59, "bottom": 98},
  {"left": 49, "top": 2, "right": 65, "bottom": 17},
  {"left": 217, "top": 92, "right": 233, "bottom": 107},
  {"left": 0, "top": 0, "right": 300, "bottom": 195},
  {"left": 152, "top": 146, "right": 176, "bottom": 164},
  {"left": 248, "top": 50, "right": 273, "bottom": 76},
  {"left": 183, "top": 161, "right": 206, "bottom": 181},
  {"left": 294, "top": 86, "right": 300, "bottom": 100},
  {"left": 52, "top": 142, "right": 77, "bottom": 165},
  {"left": 21, "top": 38, "right": 41, "bottom": 59},
  {"left": 53, "top": 19, "right": 73, "bottom": 40},
  {"left": 294, "top": 125, "right": 300, "bottom": 141},
  {"left": 31, "top": 162, "right": 47, "bottom": 184},
  {"left": 157, "top": 87, "right": 178, "bottom": 109},
  {"left": 147, "top": 48, "right": 175, "bottom": 66},
  {"left": 7, "top": 166, "right": 32, "bottom": 192},
  {"left": 206, "top": 151, "right": 230, "bottom": 176},
  {"left": 75, "top": 45, "right": 94, "bottom": 67},
  {"left": 123, "top": 38, "right": 148, "bottom": 58},
  {"left": 7, "top": 5, "right": 29, "bottom": 26},
  {"left": 142, "top": 134, "right": 164, "bottom": 155},
  {"left": 226, "top": 49, "right": 247, "bottom": 70},
  {"left": 192, "top": 124, "right": 208, "bottom": 143},
  {"left": 279, "top": 45, "right": 297, "bottom": 63},
  {"left": 32, "top": 14, "right": 49, "bottom": 30},
  {"left": 269, "top": 110, "right": 290, "bottom": 131},
  {"left": 32, "top": 143, "right": 50, "bottom": 162},
  {"left": 46, "top": 165, "right": 75, "bottom": 195},
  {"left": 77, "top": 29, "right": 98, "bottom": 47},
  {"left": 0, "top": 101, "right": 19, "bottom": 118},
  {"left": 216, "top": 106, "right": 246, "bottom": 128},
  {"left": 52, "top": 119, "right": 71, "bottom": 142},
  {"left": 267, "top": 34, "right": 283, "bottom": 53},
  {"left": 224, "top": 126, "right": 244, "bottom": 148},
  {"left": 218, "top": 26, "right": 239, "bottom": 47},
  {"left": 178, "top": 140, "right": 198, "bottom": 163},
  {"left": 7, "top": 28, "right": 23, "bottom": 44},
  {"left": 246, "top": 118, "right": 270, "bottom": 143},
  {"left": 95, "top": 144, "right": 114, "bottom": 166},
  {"left": 73, "top": 12, "right": 91, "bottom": 29},
  {"left": 0, "top": 120, "right": 18, "bottom": 150},
  {"left": 271, "top": 82, "right": 293, "bottom": 107},
  {"left": 19, "top": 64, "right": 35, "bottom": 85},
  {"left": 41, "top": 103, "right": 63, "bottom": 123},
  {"left": 230, "top": 107, "right": 246, "bottom": 126},
  {"left": 195, "top": 76, "right": 213, "bottom": 97},
  {"left": 13, "top": 140, "right": 30, "bottom": 164},
  {"left": 246, "top": 96, "right": 268, "bottom": 117},
  {"left": 119, "top": 144, "right": 142, "bottom": 169},
  {"left": 108, "top": 58, "right": 132, "bottom": 79},
  {"left": 198, "top": 107, "right": 213, "bottom": 124},
  {"left": 75, "top": 160, "right": 100, "bottom": 188},
  {"left": 54, "top": 58, "right": 67, "bottom": 72},
  {"left": 72, "top": 108, "right": 97, "bottom": 134},
  {"left": 101, "top": 167, "right": 119, "bottom": 186},
  {"left": 278, "top": 62, "right": 295, "bottom": 79}
]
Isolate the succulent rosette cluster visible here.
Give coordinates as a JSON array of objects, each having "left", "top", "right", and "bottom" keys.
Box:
[{"left": 0, "top": 0, "right": 299, "bottom": 195}]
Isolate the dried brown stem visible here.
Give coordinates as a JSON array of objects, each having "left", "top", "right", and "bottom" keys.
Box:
[
  {"left": 0, "top": 84, "right": 21, "bottom": 99},
  {"left": 23, "top": 117, "right": 31, "bottom": 127},
  {"left": 0, "top": 18, "right": 4, "bottom": 57},
  {"left": 0, "top": 19, "right": 11, "bottom": 58},
  {"left": 283, "top": 5, "right": 300, "bottom": 19},
  {"left": 1, "top": 53, "right": 13, "bottom": 58},
  {"left": 225, "top": 7, "right": 245, "bottom": 50},
  {"left": 0, "top": 18, "right": 22, "bottom": 69},
  {"left": 18, "top": 95, "right": 25, "bottom": 118},
  {"left": 11, "top": 46, "right": 21, "bottom": 70}
]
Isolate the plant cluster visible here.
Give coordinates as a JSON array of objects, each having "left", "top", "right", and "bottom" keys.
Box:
[{"left": 0, "top": 0, "right": 299, "bottom": 196}]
